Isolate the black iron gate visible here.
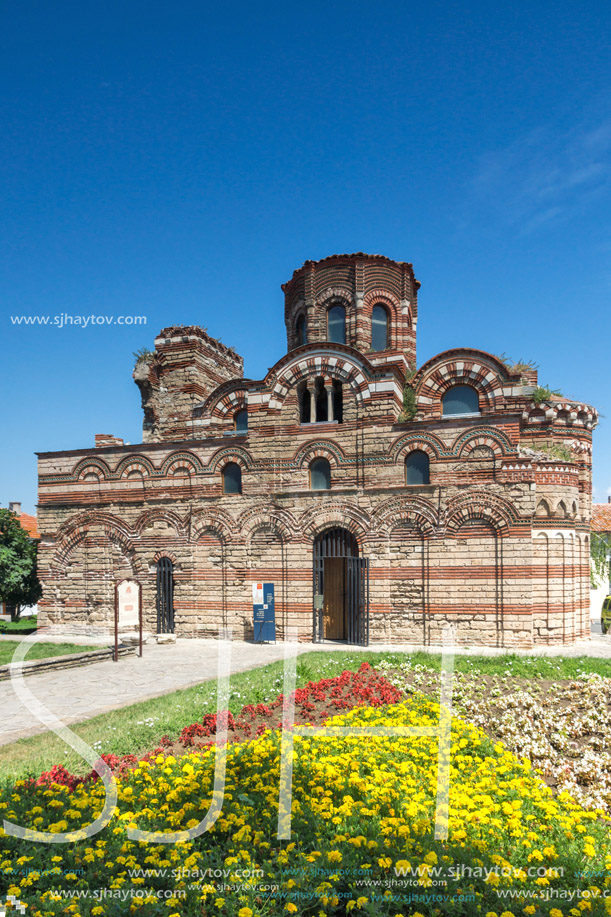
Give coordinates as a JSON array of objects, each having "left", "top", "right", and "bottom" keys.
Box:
[
  {"left": 312, "top": 528, "right": 369, "bottom": 646},
  {"left": 156, "top": 557, "right": 175, "bottom": 634},
  {"left": 346, "top": 556, "right": 370, "bottom": 646}
]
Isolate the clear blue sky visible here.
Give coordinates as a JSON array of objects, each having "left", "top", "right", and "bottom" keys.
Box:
[{"left": 1, "top": 0, "right": 610, "bottom": 514}]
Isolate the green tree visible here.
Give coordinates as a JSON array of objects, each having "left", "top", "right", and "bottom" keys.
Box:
[
  {"left": 591, "top": 532, "right": 611, "bottom": 589},
  {"left": 0, "top": 510, "right": 42, "bottom": 620}
]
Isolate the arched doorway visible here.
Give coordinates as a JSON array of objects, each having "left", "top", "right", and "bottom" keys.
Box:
[
  {"left": 313, "top": 527, "right": 369, "bottom": 645},
  {"left": 156, "top": 557, "right": 175, "bottom": 634}
]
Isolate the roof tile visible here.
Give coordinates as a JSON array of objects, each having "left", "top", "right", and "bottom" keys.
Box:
[{"left": 592, "top": 504, "right": 611, "bottom": 533}]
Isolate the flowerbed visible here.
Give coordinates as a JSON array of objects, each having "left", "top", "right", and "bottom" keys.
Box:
[
  {"left": 1, "top": 680, "right": 610, "bottom": 915},
  {"left": 377, "top": 660, "right": 611, "bottom": 813},
  {"left": 31, "top": 664, "right": 402, "bottom": 789}
]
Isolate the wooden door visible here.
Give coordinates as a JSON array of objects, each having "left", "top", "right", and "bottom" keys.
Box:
[{"left": 323, "top": 557, "right": 346, "bottom": 640}]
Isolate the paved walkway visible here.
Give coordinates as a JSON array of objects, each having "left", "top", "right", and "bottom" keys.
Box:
[
  {"left": 1, "top": 626, "right": 610, "bottom": 747},
  {"left": 0, "top": 639, "right": 291, "bottom": 746}
]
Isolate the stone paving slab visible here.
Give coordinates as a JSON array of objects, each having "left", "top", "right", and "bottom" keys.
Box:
[
  {"left": 1, "top": 630, "right": 610, "bottom": 747},
  {"left": 0, "top": 639, "right": 293, "bottom": 746}
]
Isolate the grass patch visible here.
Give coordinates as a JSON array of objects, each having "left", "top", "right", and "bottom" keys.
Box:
[
  {"left": 0, "top": 649, "right": 608, "bottom": 782},
  {"left": 0, "top": 641, "right": 94, "bottom": 667},
  {"left": 0, "top": 615, "right": 37, "bottom": 635}
]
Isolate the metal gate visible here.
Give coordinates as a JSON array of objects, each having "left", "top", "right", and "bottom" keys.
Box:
[
  {"left": 346, "top": 555, "right": 370, "bottom": 646},
  {"left": 156, "top": 557, "right": 175, "bottom": 634},
  {"left": 313, "top": 528, "right": 369, "bottom": 645}
]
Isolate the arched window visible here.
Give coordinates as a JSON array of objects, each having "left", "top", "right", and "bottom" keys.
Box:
[
  {"left": 371, "top": 304, "right": 389, "bottom": 350},
  {"left": 310, "top": 457, "right": 331, "bottom": 490},
  {"left": 222, "top": 462, "right": 242, "bottom": 494},
  {"left": 442, "top": 385, "right": 480, "bottom": 416},
  {"left": 156, "top": 557, "right": 174, "bottom": 634},
  {"left": 299, "top": 383, "right": 311, "bottom": 423},
  {"left": 405, "top": 450, "right": 430, "bottom": 485},
  {"left": 295, "top": 314, "right": 307, "bottom": 346},
  {"left": 327, "top": 305, "right": 346, "bottom": 344},
  {"left": 234, "top": 409, "right": 248, "bottom": 433}
]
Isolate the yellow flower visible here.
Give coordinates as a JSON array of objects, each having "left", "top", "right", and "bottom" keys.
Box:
[
  {"left": 285, "top": 906, "right": 298, "bottom": 914},
  {"left": 238, "top": 909, "right": 254, "bottom": 917}
]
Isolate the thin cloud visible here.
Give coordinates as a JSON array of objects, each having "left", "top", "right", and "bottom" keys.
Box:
[{"left": 467, "top": 113, "right": 611, "bottom": 235}]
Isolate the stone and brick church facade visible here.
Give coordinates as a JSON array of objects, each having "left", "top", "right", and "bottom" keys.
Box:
[{"left": 37, "top": 254, "right": 597, "bottom": 647}]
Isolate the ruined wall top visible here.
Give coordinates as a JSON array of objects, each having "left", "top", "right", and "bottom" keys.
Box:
[{"left": 133, "top": 324, "right": 243, "bottom": 443}]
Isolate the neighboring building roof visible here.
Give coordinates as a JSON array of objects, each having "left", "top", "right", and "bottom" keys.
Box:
[
  {"left": 18, "top": 512, "right": 39, "bottom": 540},
  {"left": 592, "top": 503, "right": 611, "bottom": 533}
]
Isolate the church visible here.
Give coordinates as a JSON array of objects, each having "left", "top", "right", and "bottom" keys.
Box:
[{"left": 36, "top": 253, "right": 597, "bottom": 647}]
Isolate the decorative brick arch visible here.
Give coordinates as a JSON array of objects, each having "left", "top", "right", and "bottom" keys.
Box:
[
  {"left": 204, "top": 388, "right": 249, "bottom": 422},
  {"left": 237, "top": 505, "right": 296, "bottom": 544},
  {"left": 315, "top": 286, "right": 353, "bottom": 306},
  {"left": 312, "top": 288, "right": 355, "bottom": 346},
  {"left": 452, "top": 427, "right": 516, "bottom": 458},
  {"left": 152, "top": 550, "right": 179, "bottom": 565},
  {"left": 160, "top": 451, "right": 204, "bottom": 477},
  {"left": 270, "top": 352, "right": 373, "bottom": 409},
  {"left": 51, "top": 511, "right": 139, "bottom": 573},
  {"left": 371, "top": 496, "right": 438, "bottom": 536},
  {"left": 105, "top": 525, "right": 140, "bottom": 572},
  {"left": 114, "top": 455, "right": 157, "bottom": 478},
  {"left": 443, "top": 493, "right": 516, "bottom": 535},
  {"left": 190, "top": 508, "right": 236, "bottom": 542},
  {"left": 51, "top": 527, "right": 88, "bottom": 572},
  {"left": 72, "top": 457, "right": 111, "bottom": 481},
  {"left": 314, "top": 287, "right": 353, "bottom": 316},
  {"left": 535, "top": 499, "right": 551, "bottom": 518},
  {"left": 362, "top": 289, "right": 403, "bottom": 348},
  {"left": 555, "top": 499, "right": 569, "bottom": 519},
  {"left": 300, "top": 502, "right": 372, "bottom": 544},
  {"left": 390, "top": 432, "right": 446, "bottom": 462},
  {"left": 521, "top": 400, "right": 598, "bottom": 430},
  {"left": 208, "top": 446, "right": 254, "bottom": 472},
  {"left": 413, "top": 350, "right": 507, "bottom": 416},
  {"left": 293, "top": 440, "right": 347, "bottom": 470},
  {"left": 134, "top": 508, "right": 186, "bottom": 536}
]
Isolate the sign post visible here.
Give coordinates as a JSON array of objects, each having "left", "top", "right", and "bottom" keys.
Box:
[
  {"left": 252, "top": 582, "right": 276, "bottom": 643},
  {"left": 114, "top": 579, "right": 143, "bottom": 661}
]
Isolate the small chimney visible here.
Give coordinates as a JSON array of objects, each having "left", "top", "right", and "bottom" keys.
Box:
[
  {"left": 8, "top": 501, "right": 22, "bottom": 515},
  {"left": 95, "top": 434, "right": 124, "bottom": 448}
]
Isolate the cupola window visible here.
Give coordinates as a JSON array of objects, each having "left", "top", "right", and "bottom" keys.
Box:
[
  {"left": 295, "top": 314, "right": 307, "bottom": 346},
  {"left": 327, "top": 305, "right": 346, "bottom": 344},
  {"left": 371, "top": 304, "right": 389, "bottom": 350}
]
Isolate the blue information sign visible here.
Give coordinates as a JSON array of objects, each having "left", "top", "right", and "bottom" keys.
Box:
[{"left": 252, "top": 582, "right": 276, "bottom": 643}]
